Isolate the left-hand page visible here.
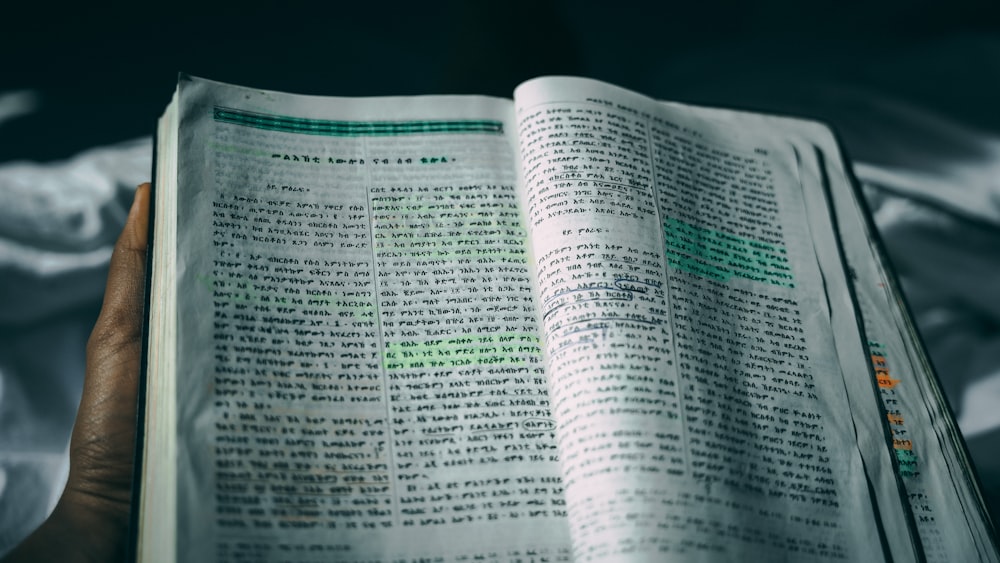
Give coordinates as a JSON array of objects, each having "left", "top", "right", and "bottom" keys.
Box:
[{"left": 139, "top": 75, "right": 571, "bottom": 563}]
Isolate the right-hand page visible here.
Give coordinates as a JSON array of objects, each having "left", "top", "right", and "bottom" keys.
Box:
[
  {"left": 794, "top": 114, "right": 999, "bottom": 561},
  {"left": 513, "top": 76, "right": 918, "bottom": 562}
]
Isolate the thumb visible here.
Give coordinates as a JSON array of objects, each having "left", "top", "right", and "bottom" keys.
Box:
[{"left": 68, "top": 182, "right": 151, "bottom": 517}]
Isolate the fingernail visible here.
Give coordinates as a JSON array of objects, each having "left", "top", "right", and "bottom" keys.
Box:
[
  {"left": 129, "top": 183, "right": 147, "bottom": 218},
  {"left": 130, "top": 189, "right": 141, "bottom": 215}
]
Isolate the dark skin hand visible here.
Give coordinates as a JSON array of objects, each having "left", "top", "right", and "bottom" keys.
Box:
[{"left": 3, "top": 183, "right": 150, "bottom": 563}]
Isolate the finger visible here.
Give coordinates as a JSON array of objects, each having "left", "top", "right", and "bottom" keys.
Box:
[
  {"left": 87, "top": 183, "right": 150, "bottom": 372},
  {"left": 100, "top": 182, "right": 150, "bottom": 338},
  {"left": 69, "top": 182, "right": 151, "bottom": 520}
]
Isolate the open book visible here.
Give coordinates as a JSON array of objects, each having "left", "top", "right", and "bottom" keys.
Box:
[{"left": 135, "top": 74, "right": 999, "bottom": 562}]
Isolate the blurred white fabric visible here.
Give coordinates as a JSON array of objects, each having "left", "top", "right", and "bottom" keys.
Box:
[
  {"left": 1, "top": 83, "right": 999, "bottom": 554},
  {"left": 0, "top": 131, "right": 151, "bottom": 552}
]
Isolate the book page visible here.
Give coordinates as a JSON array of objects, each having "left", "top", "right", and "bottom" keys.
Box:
[
  {"left": 513, "top": 77, "right": 918, "bottom": 561},
  {"left": 137, "top": 90, "right": 180, "bottom": 563},
  {"left": 665, "top": 105, "right": 1000, "bottom": 561},
  {"left": 798, "top": 122, "right": 999, "bottom": 561},
  {"left": 161, "top": 76, "right": 571, "bottom": 562}
]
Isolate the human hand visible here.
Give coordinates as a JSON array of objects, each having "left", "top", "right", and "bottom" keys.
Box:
[{"left": 3, "top": 182, "right": 150, "bottom": 563}]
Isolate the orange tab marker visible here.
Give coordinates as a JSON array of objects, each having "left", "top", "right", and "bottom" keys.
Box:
[
  {"left": 878, "top": 374, "right": 901, "bottom": 389},
  {"left": 893, "top": 438, "right": 913, "bottom": 451},
  {"left": 886, "top": 413, "right": 905, "bottom": 426}
]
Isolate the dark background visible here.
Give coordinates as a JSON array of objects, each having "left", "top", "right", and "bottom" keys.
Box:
[{"left": 2, "top": 0, "right": 999, "bottom": 163}]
